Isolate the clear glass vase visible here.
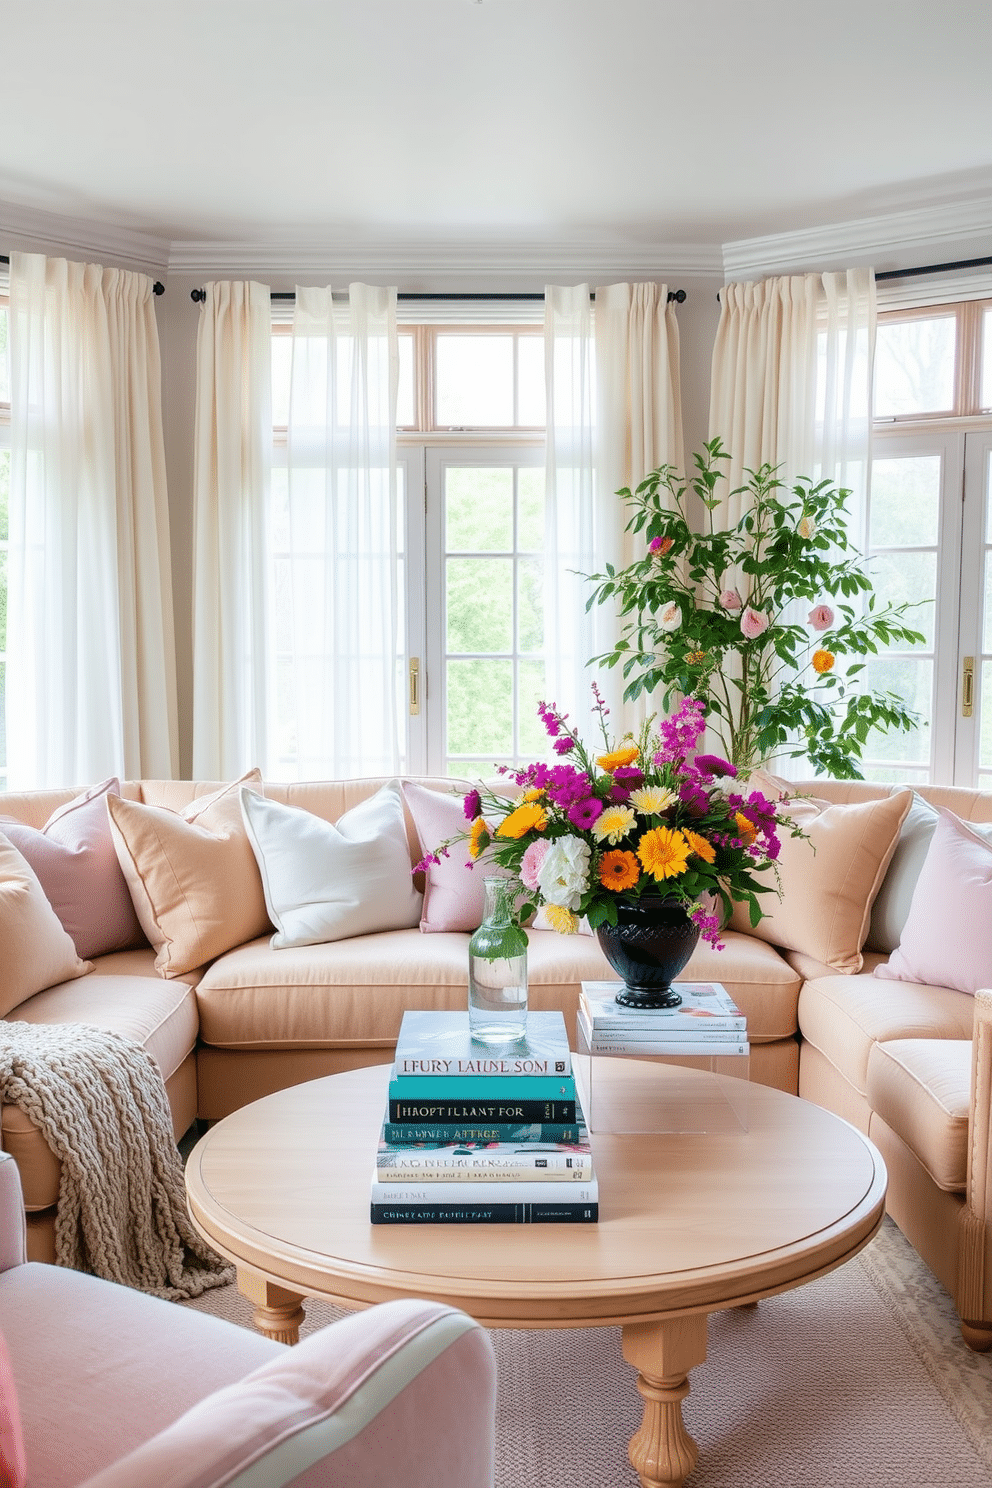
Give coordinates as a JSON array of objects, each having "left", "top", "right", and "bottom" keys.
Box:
[{"left": 468, "top": 877, "right": 528, "bottom": 1045}]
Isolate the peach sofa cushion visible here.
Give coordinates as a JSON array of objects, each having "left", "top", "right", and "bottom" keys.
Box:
[
  {"left": 1, "top": 778, "right": 143, "bottom": 960},
  {"left": 402, "top": 780, "right": 488, "bottom": 932},
  {"left": 0, "top": 833, "right": 91, "bottom": 1018},
  {"left": 866, "top": 1038, "right": 971, "bottom": 1192},
  {"left": 729, "top": 777, "right": 912, "bottom": 973},
  {"left": 107, "top": 772, "right": 270, "bottom": 978}
]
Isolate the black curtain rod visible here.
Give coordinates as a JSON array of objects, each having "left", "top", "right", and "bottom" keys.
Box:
[
  {"left": 0, "top": 254, "right": 165, "bottom": 294},
  {"left": 874, "top": 253, "right": 992, "bottom": 283},
  {"left": 191, "top": 287, "right": 687, "bottom": 305}
]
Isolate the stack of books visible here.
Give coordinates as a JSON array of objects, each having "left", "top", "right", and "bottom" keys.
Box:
[
  {"left": 370, "top": 1010, "right": 598, "bottom": 1225},
  {"left": 578, "top": 981, "right": 749, "bottom": 1057}
]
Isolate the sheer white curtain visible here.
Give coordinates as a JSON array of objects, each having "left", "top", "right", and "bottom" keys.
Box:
[
  {"left": 191, "top": 281, "right": 271, "bottom": 779},
  {"left": 280, "top": 284, "right": 400, "bottom": 779},
  {"left": 709, "top": 268, "right": 875, "bottom": 524},
  {"left": 7, "top": 251, "right": 178, "bottom": 788},
  {"left": 544, "top": 282, "right": 685, "bottom": 738}
]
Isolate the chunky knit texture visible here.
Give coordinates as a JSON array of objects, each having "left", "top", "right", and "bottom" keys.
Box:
[{"left": 0, "top": 1021, "right": 233, "bottom": 1299}]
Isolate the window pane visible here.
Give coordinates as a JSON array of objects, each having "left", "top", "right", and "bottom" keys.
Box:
[
  {"left": 397, "top": 333, "right": 415, "bottom": 427},
  {"left": 0, "top": 449, "right": 8, "bottom": 542},
  {"left": 983, "top": 309, "right": 992, "bottom": 412},
  {"left": 436, "top": 335, "right": 513, "bottom": 426},
  {"left": 272, "top": 333, "right": 292, "bottom": 427},
  {"left": 869, "top": 550, "right": 936, "bottom": 648},
  {"left": 861, "top": 657, "right": 933, "bottom": 765},
  {"left": 446, "top": 467, "right": 512, "bottom": 551},
  {"left": 875, "top": 316, "right": 956, "bottom": 417},
  {"left": 0, "top": 550, "right": 6, "bottom": 652},
  {"left": 447, "top": 557, "right": 513, "bottom": 652},
  {"left": 517, "top": 467, "right": 545, "bottom": 550},
  {"left": 447, "top": 658, "right": 513, "bottom": 756},
  {"left": 518, "top": 335, "right": 546, "bottom": 425},
  {"left": 869, "top": 455, "right": 940, "bottom": 547},
  {"left": 518, "top": 559, "right": 543, "bottom": 652},
  {"left": 0, "top": 305, "right": 8, "bottom": 404},
  {"left": 985, "top": 543, "right": 992, "bottom": 655},
  {"left": 517, "top": 660, "right": 547, "bottom": 756},
  {"left": 0, "top": 660, "right": 5, "bottom": 785}
]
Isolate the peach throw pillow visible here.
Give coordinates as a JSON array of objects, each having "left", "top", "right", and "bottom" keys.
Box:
[
  {"left": 0, "top": 832, "right": 91, "bottom": 1017},
  {"left": 107, "top": 772, "right": 271, "bottom": 978},
  {"left": 728, "top": 774, "right": 913, "bottom": 973}
]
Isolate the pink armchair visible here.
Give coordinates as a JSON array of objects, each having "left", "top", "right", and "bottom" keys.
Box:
[{"left": 0, "top": 1152, "right": 496, "bottom": 1487}]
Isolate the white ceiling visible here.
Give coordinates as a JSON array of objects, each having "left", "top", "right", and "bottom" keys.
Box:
[{"left": 3, "top": 0, "right": 992, "bottom": 258}]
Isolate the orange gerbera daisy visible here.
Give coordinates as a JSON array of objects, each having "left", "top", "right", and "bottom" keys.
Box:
[
  {"left": 596, "top": 744, "right": 640, "bottom": 773},
  {"left": 734, "top": 812, "right": 757, "bottom": 844},
  {"left": 468, "top": 817, "right": 491, "bottom": 859},
  {"left": 598, "top": 849, "right": 640, "bottom": 890},
  {"left": 496, "top": 802, "right": 548, "bottom": 838},
  {"left": 812, "top": 648, "right": 835, "bottom": 674},
  {"left": 683, "top": 829, "right": 716, "bottom": 864},
  {"left": 637, "top": 827, "right": 691, "bottom": 882}
]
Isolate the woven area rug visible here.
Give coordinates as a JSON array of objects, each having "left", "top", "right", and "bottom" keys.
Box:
[{"left": 180, "top": 1217, "right": 992, "bottom": 1487}]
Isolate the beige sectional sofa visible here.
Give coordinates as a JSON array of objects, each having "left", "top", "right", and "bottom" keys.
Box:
[{"left": 1, "top": 772, "right": 990, "bottom": 1348}]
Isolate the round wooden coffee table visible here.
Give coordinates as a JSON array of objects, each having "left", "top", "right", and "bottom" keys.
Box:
[{"left": 186, "top": 1060, "right": 885, "bottom": 1488}]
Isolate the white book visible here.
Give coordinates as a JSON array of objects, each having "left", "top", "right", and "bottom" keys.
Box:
[
  {"left": 578, "top": 1010, "right": 749, "bottom": 1057},
  {"left": 369, "top": 1175, "right": 599, "bottom": 1205},
  {"left": 580, "top": 980, "right": 746, "bottom": 1031}
]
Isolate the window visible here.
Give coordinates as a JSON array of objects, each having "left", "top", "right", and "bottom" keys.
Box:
[
  {"left": 271, "top": 319, "right": 547, "bottom": 777},
  {"left": 865, "top": 299, "right": 992, "bottom": 787}
]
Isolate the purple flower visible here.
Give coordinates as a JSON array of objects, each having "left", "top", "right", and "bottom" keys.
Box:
[
  {"left": 546, "top": 768, "right": 592, "bottom": 808},
  {"left": 463, "top": 789, "right": 481, "bottom": 821},
  {"left": 608, "top": 784, "right": 631, "bottom": 803},
  {"left": 567, "top": 796, "right": 604, "bottom": 830},
  {"left": 693, "top": 754, "right": 737, "bottom": 779},
  {"left": 679, "top": 781, "right": 709, "bottom": 815},
  {"left": 553, "top": 735, "right": 576, "bottom": 756},
  {"left": 612, "top": 765, "right": 645, "bottom": 788},
  {"left": 656, "top": 698, "right": 707, "bottom": 762},
  {"left": 538, "top": 700, "right": 564, "bottom": 738}
]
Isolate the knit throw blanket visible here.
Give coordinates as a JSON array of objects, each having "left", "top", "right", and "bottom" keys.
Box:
[{"left": 0, "top": 1021, "right": 234, "bottom": 1300}]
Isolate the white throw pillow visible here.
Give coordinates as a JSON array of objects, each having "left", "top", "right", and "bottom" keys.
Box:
[{"left": 240, "top": 782, "right": 423, "bottom": 949}]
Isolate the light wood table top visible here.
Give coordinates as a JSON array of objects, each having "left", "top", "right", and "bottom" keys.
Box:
[{"left": 186, "top": 1060, "right": 886, "bottom": 1488}]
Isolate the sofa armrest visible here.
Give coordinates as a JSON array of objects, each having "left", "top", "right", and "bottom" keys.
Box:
[
  {"left": 0, "top": 1153, "right": 27, "bottom": 1273},
  {"left": 80, "top": 1298, "right": 497, "bottom": 1488},
  {"left": 957, "top": 989, "right": 992, "bottom": 1346}
]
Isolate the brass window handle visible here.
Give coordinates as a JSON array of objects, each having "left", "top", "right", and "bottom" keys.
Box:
[
  {"left": 962, "top": 656, "right": 974, "bottom": 718},
  {"left": 409, "top": 657, "right": 421, "bottom": 715}
]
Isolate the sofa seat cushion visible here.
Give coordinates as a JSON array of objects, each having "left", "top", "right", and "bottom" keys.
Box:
[
  {"left": 2, "top": 972, "right": 199, "bottom": 1211},
  {"left": 196, "top": 925, "right": 800, "bottom": 1050},
  {"left": 0, "top": 1262, "right": 280, "bottom": 1488},
  {"left": 798, "top": 974, "right": 975, "bottom": 1096},
  {"left": 866, "top": 1038, "right": 971, "bottom": 1192}
]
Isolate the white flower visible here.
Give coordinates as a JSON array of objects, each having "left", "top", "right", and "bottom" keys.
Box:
[
  {"left": 629, "top": 786, "right": 677, "bottom": 815},
  {"left": 537, "top": 835, "right": 592, "bottom": 911},
  {"left": 593, "top": 805, "right": 636, "bottom": 844},
  {"left": 659, "top": 602, "right": 682, "bottom": 633}
]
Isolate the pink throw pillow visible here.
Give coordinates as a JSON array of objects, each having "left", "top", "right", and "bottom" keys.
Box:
[
  {"left": 0, "top": 778, "right": 143, "bottom": 959},
  {"left": 402, "top": 781, "right": 488, "bottom": 933},
  {"left": 0, "top": 1332, "right": 26, "bottom": 1488},
  {"left": 874, "top": 808, "right": 992, "bottom": 996}
]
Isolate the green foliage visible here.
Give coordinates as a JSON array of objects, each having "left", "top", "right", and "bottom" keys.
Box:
[{"left": 585, "top": 439, "right": 928, "bottom": 779}]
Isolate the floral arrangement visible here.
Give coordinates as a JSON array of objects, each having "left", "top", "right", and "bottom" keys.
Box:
[
  {"left": 417, "top": 688, "right": 800, "bottom": 950},
  {"left": 585, "top": 439, "right": 927, "bottom": 777}
]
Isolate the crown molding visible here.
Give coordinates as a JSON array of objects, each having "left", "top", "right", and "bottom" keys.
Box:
[
  {"left": 166, "top": 236, "right": 725, "bottom": 284},
  {"left": 0, "top": 201, "right": 171, "bottom": 275},
  {"left": 722, "top": 194, "right": 992, "bottom": 280}
]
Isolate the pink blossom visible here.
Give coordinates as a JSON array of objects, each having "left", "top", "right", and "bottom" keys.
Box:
[
  {"left": 520, "top": 838, "right": 550, "bottom": 891},
  {"left": 740, "top": 607, "right": 770, "bottom": 640},
  {"left": 719, "top": 588, "right": 743, "bottom": 612},
  {"left": 808, "top": 603, "right": 834, "bottom": 632}
]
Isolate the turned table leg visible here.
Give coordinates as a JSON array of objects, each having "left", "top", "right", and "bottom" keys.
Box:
[
  {"left": 621, "top": 1313, "right": 709, "bottom": 1488},
  {"left": 236, "top": 1267, "right": 306, "bottom": 1344}
]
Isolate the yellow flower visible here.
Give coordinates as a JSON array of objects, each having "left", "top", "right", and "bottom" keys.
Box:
[
  {"left": 598, "top": 849, "right": 640, "bottom": 890},
  {"left": 468, "top": 817, "right": 491, "bottom": 859},
  {"left": 496, "top": 801, "right": 548, "bottom": 839},
  {"left": 541, "top": 904, "right": 579, "bottom": 934},
  {"left": 597, "top": 744, "right": 640, "bottom": 773},
  {"left": 629, "top": 786, "right": 678, "bottom": 815},
  {"left": 592, "top": 805, "right": 636, "bottom": 845},
  {"left": 637, "top": 827, "right": 691, "bottom": 882},
  {"left": 812, "top": 648, "right": 835, "bottom": 674},
  {"left": 683, "top": 829, "right": 716, "bottom": 864},
  {"left": 685, "top": 650, "right": 708, "bottom": 665},
  {"left": 522, "top": 787, "right": 546, "bottom": 802},
  {"left": 733, "top": 813, "right": 757, "bottom": 844}
]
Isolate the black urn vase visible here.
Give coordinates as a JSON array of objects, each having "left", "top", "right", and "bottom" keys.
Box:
[{"left": 594, "top": 895, "right": 701, "bottom": 1009}]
